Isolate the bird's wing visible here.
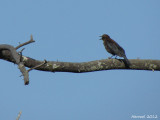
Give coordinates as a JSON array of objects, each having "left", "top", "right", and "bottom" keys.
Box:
[{"left": 107, "top": 40, "right": 125, "bottom": 57}]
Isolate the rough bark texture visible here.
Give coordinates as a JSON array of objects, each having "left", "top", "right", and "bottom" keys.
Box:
[
  {"left": 0, "top": 45, "right": 29, "bottom": 85},
  {"left": 0, "top": 39, "right": 160, "bottom": 86},
  {"left": 0, "top": 49, "right": 160, "bottom": 73}
]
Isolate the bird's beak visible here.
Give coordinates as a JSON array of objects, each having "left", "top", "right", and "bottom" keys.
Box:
[{"left": 99, "top": 36, "right": 102, "bottom": 40}]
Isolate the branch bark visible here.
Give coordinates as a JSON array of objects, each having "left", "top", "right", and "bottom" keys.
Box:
[
  {"left": 0, "top": 50, "right": 160, "bottom": 73},
  {"left": 0, "top": 35, "right": 34, "bottom": 85},
  {"left": 0, "top": 44, "right": 29, "bottom": 85},
  {"left": 0, "top": 39, "right": 160, "bottom": 85},
  {"left": 15, "top": 34, "right": 35, "bottom": 50}
]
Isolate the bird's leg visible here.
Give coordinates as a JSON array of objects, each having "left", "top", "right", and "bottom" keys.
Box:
[
  {"left": 108, "top": 55, "right": 114, "bottom": 59},
  {"left": 114, "top": 55, "right": 118, "bottom": 59}
]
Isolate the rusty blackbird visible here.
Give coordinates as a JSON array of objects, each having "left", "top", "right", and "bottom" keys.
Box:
[{"left": 100, "top": 34, "right": 130, "bottom": 66}]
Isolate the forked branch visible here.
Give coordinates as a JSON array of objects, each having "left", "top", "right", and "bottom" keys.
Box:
[{"left": 0, "top": 36, "right": 160, "bottom": 85}]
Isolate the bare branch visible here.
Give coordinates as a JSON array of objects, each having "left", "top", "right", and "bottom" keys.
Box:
[
  {"left": 0, "top": 37, "right": 160, "bottom": 85},
  {"left": 22, "top": 58, "right": 159, "bottom": 72},
  {"left": 16, "top": 111, "right": 22, "bottom": 120},
  {"left": 18, "top": 48, "right": 25, "bottom": 54},
  {"left": 0, "top": 44, "right": 29, "bottom": 85},
  {"left": 1, "top": 47, "right": 160, "bottom": 75},
  {"left": 28, "top": 59, "right": 47, "bottom": 72},
  {"left": 16, "top": 34, "right": 35, "bottom": 50}
]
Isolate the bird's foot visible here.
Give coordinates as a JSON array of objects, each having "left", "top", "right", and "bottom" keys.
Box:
[
  {"left": 108, "top": 55, "right": 115, "bottom": 59},
  {"left": 114, "top": 55, "right": 118, "bottom": 59}
]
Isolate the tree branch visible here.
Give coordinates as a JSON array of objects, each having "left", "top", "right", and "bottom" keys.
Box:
[
  {"left": 0, "top": 44, "right": 29, "bottom": 85},
  {"left": 22, "top": 58, "right": 160, "bottom": 72},
  {"left": 16, "top": 111, "right": 22, "bottom": 120},
  {"left": 16, "top": 34, "right": 35, "bottom": 50},
  {"left": 0, "top": 51, "right": 160, "bottom": 73},
  {"left": 0, "top": 38, "right": 160, "bottom": 85}
]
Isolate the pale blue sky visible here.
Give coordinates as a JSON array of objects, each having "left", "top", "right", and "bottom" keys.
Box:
[{"left": 0, "top": 0, "right": 160, "bottom": 120}]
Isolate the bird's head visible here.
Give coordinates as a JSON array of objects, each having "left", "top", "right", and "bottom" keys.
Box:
[{"left": 99, "top": 34, "right": 110, "bottom": 40}]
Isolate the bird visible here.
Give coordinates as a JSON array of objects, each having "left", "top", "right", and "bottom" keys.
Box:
[{"left": 99, "top": 34, "right": 130, "bottom": 66}]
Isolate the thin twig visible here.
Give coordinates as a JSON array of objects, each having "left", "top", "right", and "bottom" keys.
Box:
[
  {"left": 19, "top": 60, "right": 47, "bottom": 77},
  {"left": 16, "top": 34, "right": 35, "bottom": 50},
  {"left": 18, "top": 48, "right": 25, "bottom": 54},
  {"left": 18, "top": 48, "right": 25, "bottom": 62},
  {"left": 16, "top": 111, "right": 22, "bottom": 120},
  {"left": 27, "top": 60, "right": 47, "bottom": 72}
]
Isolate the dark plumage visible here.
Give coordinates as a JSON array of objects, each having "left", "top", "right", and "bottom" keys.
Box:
[{"left": 100, "top": 34, "right": 130, "bottom": 66}]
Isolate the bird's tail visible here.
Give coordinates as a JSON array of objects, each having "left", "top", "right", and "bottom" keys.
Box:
[{"left": 123, "top": 55, "right": 130, "bottom": 67}]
